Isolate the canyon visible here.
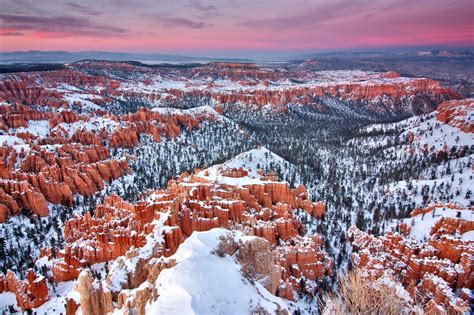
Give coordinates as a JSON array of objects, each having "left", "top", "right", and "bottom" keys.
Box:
[{"left": 0, "top": 60, "right": 472, "bottom": 314}]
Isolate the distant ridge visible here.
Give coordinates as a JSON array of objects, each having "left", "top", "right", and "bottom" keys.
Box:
[{"left": 0, "top": 50, "right": 253, "bottom": 64}]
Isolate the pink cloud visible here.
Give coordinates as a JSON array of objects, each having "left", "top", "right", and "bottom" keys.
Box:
[{"left": 0, "top": 0, "right": 472, "bottom": 54}]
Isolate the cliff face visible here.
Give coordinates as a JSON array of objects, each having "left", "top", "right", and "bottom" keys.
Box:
[
  {"left": 161, "top": 75, "right": 457, "bottom": 116},
  {"left": 0, "top": 79, "right": 67, "bottom": 108},
  {"left": 191, "top": 62, "right": 284, "bottom": 81},
  {"left": 75, "top": 270, "right": 113, "bottom": 315},
  {"left": 348, "top": 203, "right": 473, "bottom": 314},
  {"left": 0, "top": 143, "right": 130, "bottom": 222},
  {"left": 0, "top": 62, "right": 459, "bottom": 121},
  {"left": 436, "top": 98, "right": 474, "bottom": 132},
  {"left": 0, "top": 70, "right": 119, "bottom": 109}
]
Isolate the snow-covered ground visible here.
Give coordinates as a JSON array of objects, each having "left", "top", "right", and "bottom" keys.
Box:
[
  {"left": 196, "top": 147, "right": 291, "bottom": 186},
  {"left": 28, "top": 229, "right": 292, "bottom": 315},
  {"left": 33, "top": 281, "right": 79, "bottom": 315},
  {"left": 0, "top": 134, "right": 25, "bottom": 146},
  {"left": 147, "top": 229, "right": 289, "bottom": 315},
  {"left": 359, "top": 111, "right": 473, "bottom": 150},
  {"left": 0, "top": 292, "right": 18, "bottom": 311},
  {"left": 390, "top": 207, "right": 474, "bottom": 241}
]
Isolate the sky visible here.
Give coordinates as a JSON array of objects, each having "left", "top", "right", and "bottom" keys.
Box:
[{"left": 0, "top": 0, "right": 473, "bottom": 58}]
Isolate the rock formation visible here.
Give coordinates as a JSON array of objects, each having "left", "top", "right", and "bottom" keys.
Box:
[
  {"left": 76, "top": 270, "right": 113, "bottom": 315},
  {"left": 0, "top": 95, "right": 217, "bottom": 221},
  {"left": 347, "top": 202, "right": 473, "bottom": 315},
  {"left": 0, "top": 269, "right": 49, "bottom": 311},
  {"left": 436, "top": 98, "right": 474, "bottom": 132},
  {"left": 26, "top": 161, "right": 333, "bottom": 312},
  {"left": 237, "top": 236, "right": 281, "bottom": 294},
  {"left": 0, "top": 62, "right": 459, "bottom": 123}
]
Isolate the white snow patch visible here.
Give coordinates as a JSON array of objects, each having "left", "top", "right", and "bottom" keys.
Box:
[
  {"left": 196, "top": 147, "right": 289, "bottom": 186},
  {"left": 147, "top": 228, "right": 289, "bottom": 315},
  {"left": 393, "top": 207, "right": 473, "bottom": 241}
]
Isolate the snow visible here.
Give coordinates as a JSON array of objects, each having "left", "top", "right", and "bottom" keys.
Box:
[
  {"left": 360, "top": 111, "right": 473, "bottom": 150},
  {"left": 12, "top": 120, "right": 50, "bottom": 138},
  {"left": 461, "top": 230, "right": 474, "bottom": 241},
  {"left": 64, "top": 93, "right": 102, "bottom": 110},
  {"left": 393, "top": 207, "right": 473, "bottom": 241},
  {"left": 0, "top": 134, "right": 25, "bottom": 146},
  {"left": 0, "top": 292, "right": 17, "bottom": 310},
  {"left": 147, "top": 228, "right": 289, "bottom": 315},
  {"left": 152, "top": 105, "right": 217, "bottom": 117},
  {"left": 54, "top": 116, "right": 120, "bottom": 135},
  {"left": 6, "top": 116, "right": 121, "bottom": 143},
  {"left": 196, "top": 147, "right": 290, "bottom": 186},
  {"left": 403, "top": 117, "right": 473, "bottom": 150},
  {"left": 33, "top": 281, "right": 77, "bottom": 315}
]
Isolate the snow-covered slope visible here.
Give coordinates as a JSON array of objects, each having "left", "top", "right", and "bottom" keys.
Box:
[
  {"left": 26, "top": 229, "right": 291, "bottom": 315},
  {"left": 362, "top": 110, "right": 473, "bottom": 150},
  {"left": 196, "top": 146, "right": 292, "bottom": 186},
  {"left": 147, "top": 229, "right": 289, "bottom": 315},
  {"left": 390, "top": 205, "right": 473, "bottom": 241}
]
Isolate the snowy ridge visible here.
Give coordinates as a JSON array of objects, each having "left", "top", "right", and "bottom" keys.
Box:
[
  {"left": 120, "top": 70, "right": 431, "bottom": 94},
  {"left": 356, "top": 110, "right": 473, "bottom": 150},
  {"left": 196, "top": 147, "right": 291, "bottom": 186},
  {"left": 147, "top": 229, "right": 289, "bottom": 315}
]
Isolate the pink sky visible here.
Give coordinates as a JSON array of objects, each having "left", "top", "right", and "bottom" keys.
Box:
[{"left": 0, "top": 0, "right": 473, "bottom": 57}]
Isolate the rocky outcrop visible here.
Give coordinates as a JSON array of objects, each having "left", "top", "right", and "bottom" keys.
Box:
[
  {"left": 0, "top": 79, "right": 67, "bottom": 108},
  {"left": 348, "top": 223, "right": 472, "bottom": 314},
  {"left": 49, "top": 111, "right": 86, "bottom": 128},
  {"left": 65, "top": 298, "right": 79, "bottom": 315},
  {"left": 274, "top": 235, "right": 332, "bottom": 282},
  {"left": 108, "top": 107, "right": 210, "bottom": 148},
  {"left": 0, "top": 179, "right": 49, "bottom": 218},
  {"left": 410, "top": 203, "right": 462, "bottom": 217},
  {"left": 0, "top": 104, "right": 53, "bottom": 131},
  {"left": 191, "top": 63, "right": 283, "bottom": 81},
  {"left": 215, "top": 232, "right": 317, "bottom": 302},
  {"left": 161, "top": 71, "right": 458, "bottom": 116},
  {"left": 76, "top": 269, "right": 113, "bottom": 315},
  {"left": 436, "top": 98, "right": 474, "bottom": 132},
  {"left": 35, "top": 164, "right": 331, "bottom": 313},
  {"left": 50, "top": 196, "right": 152, "bottom": 276},
  {"left": 430, "top": 216, "right": 474, "bottom": 238},
  {"left": 237, "top": 236, "right": 281, "bottom": 295},
  {"left": 0, "top": 188, "right": 20, "bottom": 222},
  {"left": 0, "top": 269, "right": 49, "bottom": 311},
  {"left": 0, "top": 142, "right": 130, "bottom": 221}
]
